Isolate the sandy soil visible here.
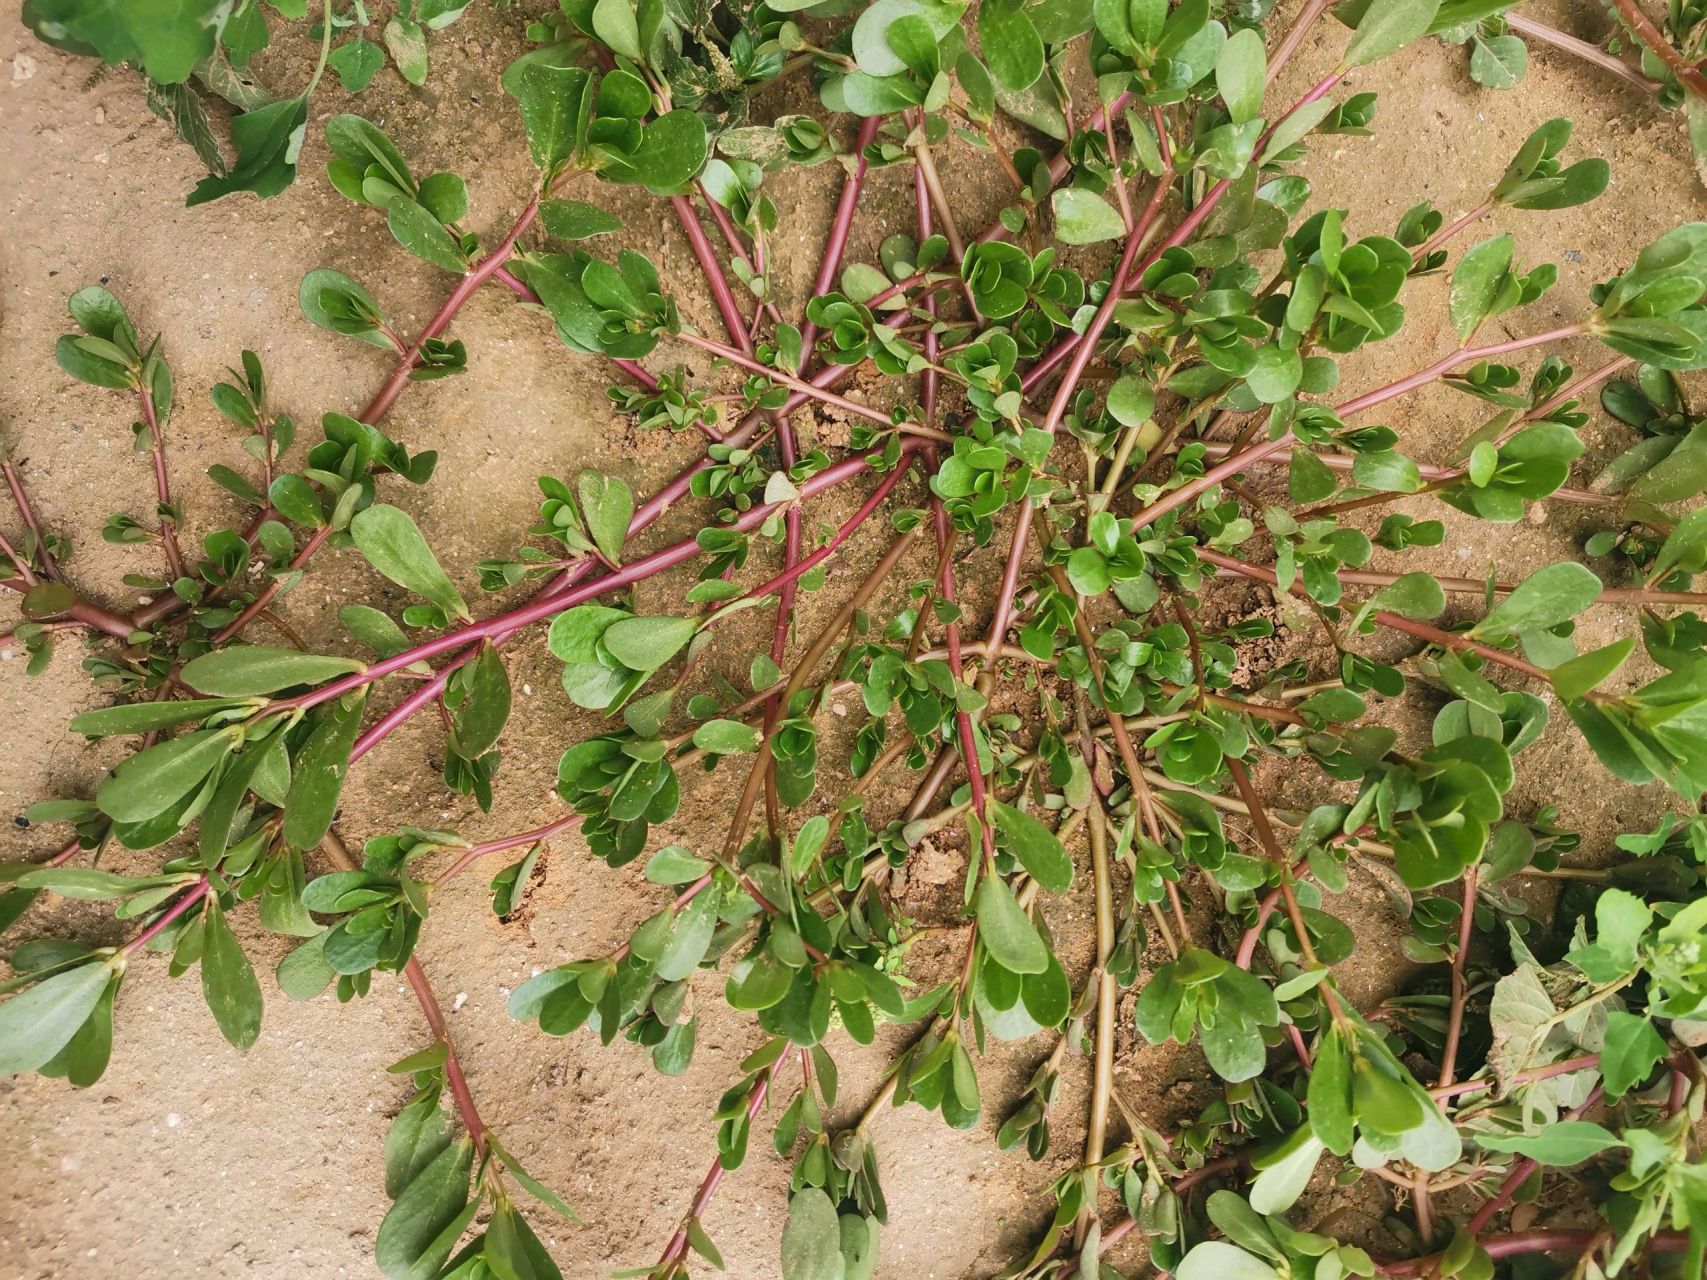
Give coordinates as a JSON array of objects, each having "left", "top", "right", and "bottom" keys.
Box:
[{"left": 0, "top": 1, "right": 1699, "bottom": 1277}]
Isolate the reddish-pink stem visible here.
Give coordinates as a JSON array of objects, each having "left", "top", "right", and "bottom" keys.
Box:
[
  {"left": 1438, "top": 867, "right": 1479, "bottom": 1088},
  {"left": 1467, "top": 1085, "right": 1603, "bottom": 1236},
  {"left": 1414, "top": 197, "right": 1495, "bottom": 260},
  {"left": 284, "top": 444, "right": 923, "bottom": 716},
  {"left": 1506, "top": 14, "right": 1664, "bottom": 96},
  {"left": 984, "top": 168, "right": 1171, "bottom": 660},
  {"left": 3, "top": 460, "right": 61, "bottom": 580},
  {"left": 1430, "top": 1053, "right": 1601, "bottom": 1101},
  {"left": 1382, "top": 1231, "right": 1685, "bottom": 1277},
  {"left": 402, "top": 956, "right": 487, "bottom": 1153},
  {"left": 671, "top": 195, "right": 753, "bottom": 355},
  {"left": 656, "top": 1068, "right": 772, "bottom": 1267},
  {"left": 1131, "top": 325, "right": 1587, "bottom": 537},
  {"left": 120, "top": 876, "right": 210, "bottom": 954},
  {"left": 136, "top": 380, "right": 185, "bottom": 580},
  {"left": 361, "top": 195, "right": 541, "bottom": 424},
  {"left": 2, "top": 576, "right": 136, "bottom": 640},
  {"left": 1199, "top": 549, "right": 1554, "bottom": 681},
  {"left": 1018, "top": 69, "right": 1347, "bottom": 397},
  {"left": 212, "top": 523, "right": 333, "bottom": 644}
]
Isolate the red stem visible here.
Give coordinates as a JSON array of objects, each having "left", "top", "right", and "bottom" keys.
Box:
[
  {"left": 2, "top": 576, "right": 136, "bottom": 640},
  {"left": 1131, "top": 325, "right": 1588, "bottom": 537},
  {"left": 1199, "top": 549, "right": 1554, "bottom": 681},
  {"left": 136, "top": 380, "right": 186, "bottom": 580},
  {"left": 1608, "top": 0, "right": 1707, "bottom": 99},
  {"left": 283, "top": 444, "right": 923, "bottom": 716},
  {"left": 1467, "top": 1085, "right": 1603, "bottom": 1235},
  {"left": 120, "top": 876, "right": 210, "bottom": 955},
  {"left": 983, "top": 170, "right": 1172, "bottom": 660},
  {"left": 1437, "top": 867, "right": 1479, "bottom": 1088},
  {"left": 1018, "top": 69, "right": 1347, "bottom": 397},
  {"left": 1414, "top": 197, "right": 1495, "bottom": 261},
  {"left": 3, "top": 459, "right": 61, "bottom": 580},
  {"left": 360, "top": 195, "right": 542, "bottom": 424},
  {"left": 1430, "top": 1052, "right": 1601, "bottom": 1101},
  {"left": 1381, "top": 1231, "right": 1686, "bottom": 1277},
  {"left": 212, "top": 524, "right": 333, "bottom": 644},
  {"left": 1506, "top": 14, "right": 1664, "bottom": 96},
  {"left": 402, "top": 956, "right": 487, "bottom": 1154},
  {"left": 656, "top": 1068, "right": 772, "bottom": 1268},
  {"left": 671, "top": 195, "right": 753, "bottom": 355}
]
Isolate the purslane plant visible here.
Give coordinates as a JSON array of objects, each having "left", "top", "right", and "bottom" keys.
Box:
[{"left": 4, "top": 2, "right": 1707, "bottom": 1279}]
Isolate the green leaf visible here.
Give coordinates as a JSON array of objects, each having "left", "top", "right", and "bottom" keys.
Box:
[
  {"left": 592, "top": 0, "right": 642, "bottom": 61},
  {"left": 1343, "top": 0, "right": 1442, "bottom": 68},
  {"left": 693, "top": 719, "right": 761, "bottom": 754},
  {"left": 1352, "top": 449, "right": 1422, "bottom": 492},
  {"left": 0, "top": 961, "right": 112, "bottom": 1077},
  {"left": 385, "top": 1094, "right": 453, "bottom": 1198},
  {"left": 654, "top": 889, "right": 718, "bottom": 981},
  {"left": 1450, "top": 235, "right": 1514, "bottom": 342},
  {"left": 602, "top": 615, "right": 695, "bottom": 672},
  {"left": 790, "top": 814, "right": 830, "bottom": 879},
  {"left": 577, "top": 470, "right": 634, "bottom": 563},
  {"left": 1600, "top": 1009, "right": 1669, "bottom": 1098},
  {"left": 1308, "top": 1026, "right": 1354, "bottom": 1154},
  {"left": 1365, "top": 572, "right": 1445, "bottom": 622},
  {"left": 485, "top": 1199, "right": 566, "bottom": 1280},
  {"left": 975, "top": 872, "right": 1048, "bottom": 974},
  {"left": 1469, "top": 33, "right": 1526, "bottom": 90},
  {"left": 1476, "top": 1121, "right": 1623, "bottom": 1165},
  {"left": 515, "top": 63, "right": 592, "bottom": 180},
  {"left": 493, "top": 1144, "right": 580, "bottom": 1224},
  {"left": 979, "top": 0, "right": 1045, "bottom": 91},
  {"left": 1216, "top": 26, "right": 1266, "bottom": 124},
  {"left": 780, "top": 1188, "right": 842, "bottom": 1280},
  {"left": 351, "top": 505, "right": 471, "bottom": 622},
  {"left": 990, "top": 801, "right": 1072, "bottom": 893},
  {"left": 54, "top": 334, "right": 132, "bottom": 388},
  {"left": 19, "top": 582, "right": 77, "bottom": 621},
  {"left": 15, "top": 867, "right": 165, "bottom": 901},
  {"left": 387, "top": 199, "right": 468, "bottom": 273},
  {"left": 375, "top": 1137, "right": 474, "bottom": 1279},
  {"left": 1176, "top": 1241, "right": 1284, "bottom": 1280},
  {"left": 1249, "top": 1130, "right": 1326, "bottom": 1214},
  {"left": 299, "top": 268, "right": 392, "bottom": 349},
  {"left": 1548, "top": 638, "right": 1635, "bottom": 703},
  {"left": 325, "top": 114, "right": 414, "bottom": 198},
  {"left": 449, "top": 644, "right": 511, "bottom": 759},
  {"left": 27, "top": 0, "right": 222, "bottom": 84},
  {"left": 341, "top": 605, "right": 416, "bottom": 659},
  {"left": 1246, "top": 344, "right": 1302, "bottom": 404},
  {"left": 1051, "top": 186, "right": 1126, "bottom": 245},
  {"left": 276, "top": 932, "right": 337, "bottom": 1000},
  {"left": 1509, "top": 158, "right": 1609, "bottom": 211},
  {"left": 540, "top": 199, "right": 624, "bottom": 241},
  {"left": 187, "top": 94, "right": 308, "bottom": 206},
  {"left": 182, "top": 646, "right": 366, "bottom": 696},
  {"left": 283, "top": 694, "right": 367, "bottom": 850},
  {"left": 644, "top": 846, "right": 710, "bottom": 884},
  {"left": 1107, "top": 374, "right": 1156, "bottom": 427},
  {"left": 71, "top": 697, "right": 252, "bottom": 737},
  {"left": 384, "top": 16, "right": 428, "bottom": 86},
  {"left": 547, "top": 605, "right": 628, "bottom": 663},
  {"left": 328, "top": 37, "right": 386, "bottom": 92},
  {"left": 200, "top": 902, "right": 262, "bottom": 1050},
  {"left": 97, "top": 729, "right": 236, "bottom": 824},
  {"left": 1470, "top": 562, "right": 1602, "bottom": 640}
]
